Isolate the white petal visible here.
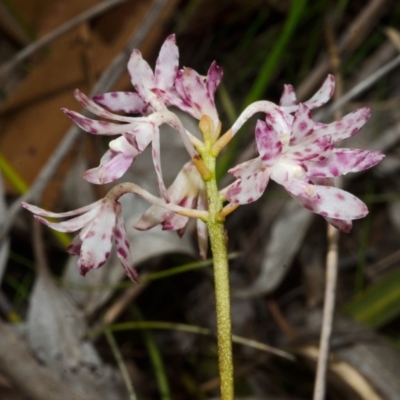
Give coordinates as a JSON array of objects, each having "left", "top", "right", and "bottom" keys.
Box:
[
  {"left": 285, "top": 181, "right": 368, "bottom": 220},
  {"left": 77, "top": 200, "right": 116, "bottom": 276},
  {"left": 304, "top": 74, "right": 335, "bottom": 109},
  {"left": 155, "top": 34, "right": 179, "bottom": 91},
  {"left": 33, "top": 206, "right": 99, "bottom": 233},
  {"left": 93, "top": 92, "right": 147, "bottom": 115},
  {"left": 21, "top": 200, "right": 101, "bottom": 218},
  {"left": 114, "top": 203, "right": 138, "bottom": 282}
]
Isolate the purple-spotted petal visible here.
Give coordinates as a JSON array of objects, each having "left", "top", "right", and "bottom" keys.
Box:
[
  {"left": 83, "top": 148, "right": 137, "bottom": 184},
  {"left": 155, "top": 34, "right": 179, "bottom": 91},
  {"left": 21, "top": 200, "right": 101, "bottom": 218},
  {"left": 128, "top": 49, "right": 157, "bottom": 103},
  {"left": 324, "top": 217, "right": 353, "bottom": 233},
  {"left": 226, "top": 158, "right": 269, "bottom": 204},
  {"left": 289, "top": 104, "right": 315, "bottom": 145},
  {"left": 131, "top": 122, "right": 156, "bottom": 152},
  {"left": 151, "top": 129, "right": 168, "bottom": 201},
  {"left": 314, "top": 107, "right": 371, "bottom": 142},
  {"left": 304, "top": 74, "right": 335, "bottom": 109},
  {"left": 175, "top": 70, "right": 190, "bottom": 104},
  {"left": 77, "top": 200, "right": 116, "bottom": 276},
  {"left": 206, "top": 61, "right": 223, "bottom": 97},
  {"left": 134, "top": 162, "right": 203, "bottom": 230},
  {"left": 162, "top": 190, "right": 198, "bottom": 234},
  {"left": 288, "top": 135, "right": 333, "bottom": 161},
  {"left": 162, "top": 214, "right": 189, "bottom": 233},
  {"left": 279, "top": 84, "right": 297, "bottom": 107},
  {"left": 306, "top": 149, "right": 385, "bottom": 177},
  {"left": 63, "top": 109, "right": 136, "bottom": 135},
  {"left": 114, "top": 203, "right": 138, "bottom": 282},
  {"left": 255, "top": 120, "right": 282, "bottom": 166},
  {"left": 93, "top": 92, "right": 147, "bottom": 115},
  {"left": 74, "top": 89, "right": 130, "bottom": 122},
  {"left": 265, "top": 108, "right": 291, "bottom": 138},
  {"left": 33, "top": 206, "right": 99, "bottom": 233},
  {"left": 134, "top": 204, "right": 169, "bottom": 230},
  {"left": 179, "top": 67, "right": 218, "bottom": 122},
  {"left": 285, "top": 181, "right": 368, "bottom": 220},
  {"left": 67, "top": 234, "right": 83, "bottom": 256}
]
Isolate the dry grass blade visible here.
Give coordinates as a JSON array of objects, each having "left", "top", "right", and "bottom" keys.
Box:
[
  {"left": 0, "top": 0, "right": 128, "bottom": 83},
  {"left": 297, "top": 0, "right": 391, "bottom": 100}
]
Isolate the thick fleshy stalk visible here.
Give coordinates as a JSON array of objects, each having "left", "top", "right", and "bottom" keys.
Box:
[{"left": 198, "top": 116, "right": 234, "bottom": 400}]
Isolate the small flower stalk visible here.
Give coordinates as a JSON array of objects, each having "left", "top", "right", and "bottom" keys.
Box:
[{"left": 23, "top": 34, "right": 384, "bottom": 400}]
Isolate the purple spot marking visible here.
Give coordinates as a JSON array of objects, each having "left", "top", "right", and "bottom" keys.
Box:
[
  {"left": 117, "top": 247, "right": 128, "bottom": 259},
  {"left": 329, "top": 167, "right": 339, "bottom": 176},
  {"left": 299, "top": 121, "right": 307, "bottom": 131},
  {"left": 115, "top": 229, "right": 122, "bottom": 239}
]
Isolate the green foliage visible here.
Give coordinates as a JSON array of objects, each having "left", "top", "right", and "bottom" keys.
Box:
[{"left": 344, "top": 268, "right": 400, "bottom": 329}]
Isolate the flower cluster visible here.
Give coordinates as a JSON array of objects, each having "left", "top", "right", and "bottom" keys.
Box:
[
  {"left": 22, "top": 35, "right": 384, "bottom": 281},
  {"left": 224, "top": 75, "right": 383, "bottom": 231}
]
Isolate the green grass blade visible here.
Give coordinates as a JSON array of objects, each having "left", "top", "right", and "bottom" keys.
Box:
[
  {"left": 343, "top": 268, "right": 400, "bottom": 329},
  {"left": 104, "top": 328, "right": 138, "bottom": 400},
  {"left": 243, "top": 0, "right": 308, "bottom": 107},
  {"left": 217, "top": 0, "right": 308, "bottom": 179},
  {"left": 132, "top": 307, "right": 172, "bottom": 400}
]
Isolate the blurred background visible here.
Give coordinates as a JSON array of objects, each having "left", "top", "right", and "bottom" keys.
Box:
[{"left": 1, "top": 0, "right": 400, "bottom": 399}]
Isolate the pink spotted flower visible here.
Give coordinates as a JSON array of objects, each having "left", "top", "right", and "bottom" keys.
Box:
[
  {"left": 225, "top": 76, "right": 384, "bottom": 231},
  {"left": 135, "top": 161, "right": 208, "bottom": 259},
  {"left": 21, "top": 199, "right": 138, "bottom": 282}
]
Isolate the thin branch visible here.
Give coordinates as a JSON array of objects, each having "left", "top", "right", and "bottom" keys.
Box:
[
  {"left": 316, "top": 54, "right": 400, "bottom": 120},
  {"left": 0, "top": 0, "right": 128, "bottom": 83},
  {"left": 313, "top": 16, "right": 342, "bottom": 400},
  {"left": 297, "top": 0, "right": 391, "bottom": 100},
  {"left": 0, "top": 0, "right": 170, "bottom": 243},
  {"left": 313, "top": 225, "right": 339, "bottom": 400}
]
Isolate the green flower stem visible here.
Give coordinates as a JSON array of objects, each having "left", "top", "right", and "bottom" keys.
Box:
[
  {"left": 199, "top": 124, "right": 234, "bottom": 400},
  {"left": 207, "top": 214, "right": 234, "bottom": 400}
]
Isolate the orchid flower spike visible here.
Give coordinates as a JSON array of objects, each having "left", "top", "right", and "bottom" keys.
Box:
[
  {"left": 22, "top": 35, "right": 385, "bottom": 287},
  {"left": 225, "top": 75, "right": 384, "bottom": 231}
]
